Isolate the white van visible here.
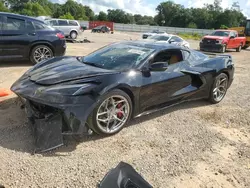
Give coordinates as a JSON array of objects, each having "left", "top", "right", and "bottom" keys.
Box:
[{"left": 45, "top": 19, "right": 82, "bottom": 39}]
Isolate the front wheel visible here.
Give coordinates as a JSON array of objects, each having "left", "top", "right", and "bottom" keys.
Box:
[
  {"left": 209, "top": 73, "right": 228, "bottom": 104},
  {"left": 87, "top": 89, "right": 132, "bottom": 135},
  {"left": 221, "top": 45, "right": 226, "bottom": 53}
]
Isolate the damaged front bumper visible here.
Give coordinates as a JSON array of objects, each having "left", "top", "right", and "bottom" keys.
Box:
[
  {"left": 11, "top": 74, "right": 98, "bottom": 152},
  {"left": 21, "top": 98, "right": 94, "bottom": 153}
]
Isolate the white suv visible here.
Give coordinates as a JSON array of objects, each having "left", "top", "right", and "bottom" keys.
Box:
[{"left": 45, "top": 19, "right": 82, "bottom": 39}]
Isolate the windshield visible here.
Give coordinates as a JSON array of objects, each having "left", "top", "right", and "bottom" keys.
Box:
[
  {"left": 246, "top": 20, "right": 250, "bottom": 29},
  {"left": 83, "top": 44, "right": 155, "bottom": 70},
  {"left": 149, "top": 35, "right": 170, "bottom": 41},
  {"left": 211, "top": 31, "right": 229, "bottom": 37}
]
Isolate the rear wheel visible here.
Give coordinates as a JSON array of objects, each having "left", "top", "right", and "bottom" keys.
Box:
[
  {"left": 70, "top": 31, "right": 77, "bottom": 39},
  {"left": 209, "top": 73, "right": 228, "bottom": 104},
  {"left": 87, "top": 89, "right": 132, "bottom": 135},
  {"left": 236, "top": 44, "right": 242, "bottom": 52},
  {"left": 30, "top": 45, "right": 53, "bottom": 65}
]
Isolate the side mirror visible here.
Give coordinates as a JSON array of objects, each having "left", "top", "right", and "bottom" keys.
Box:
[
  {"left": 150, "top": 62, "right": 168, "bottom": 71},
  {"left": 169, "top": 39, "right": 175, "bottom": 43},
  {"left": 230, "top": 36, "right": 235, "bottom": 39}
]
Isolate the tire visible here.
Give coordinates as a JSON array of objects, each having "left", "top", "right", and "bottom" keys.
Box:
[
  {"left": 30, "top": 45, "right": 53, "bottom": 65},
  {"left": 87, "top": 89, "right": 132, "bottom": 135},
  {"left": 209, "top": 73, "right": 228, "bottom": 104},
  {"left": 242, "top": 45, "right": 249, "bottom": 49},
  {"left": 236, "top": 44, "right": 242, "bottom": 52},
  {"left": 70, "top": 31, "right": 77, "bottom": 39},
  {"left": 221, "top": 45, "right": 226, "bottom": 53}
]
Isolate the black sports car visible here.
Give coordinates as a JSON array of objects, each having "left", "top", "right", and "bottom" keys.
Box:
[{"left": 11, "top": 41, "right": 234, "bottom": 152}]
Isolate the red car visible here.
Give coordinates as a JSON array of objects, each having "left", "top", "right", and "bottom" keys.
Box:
[{"left": 200, "top": 30, "right": 246, "bottom": 53}]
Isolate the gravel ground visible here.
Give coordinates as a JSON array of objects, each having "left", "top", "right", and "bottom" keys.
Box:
[{"left": 0, "top": 31, "right": 249, "bottom": 188}]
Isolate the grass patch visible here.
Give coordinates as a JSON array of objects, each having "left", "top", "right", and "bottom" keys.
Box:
[{"left": 177, "top": 33, "right": 203, "bottom": 40}]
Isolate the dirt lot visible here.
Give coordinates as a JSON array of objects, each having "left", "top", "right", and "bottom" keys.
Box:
[{"left": 0, "top": 31, "right": 249, "bottom": 188}]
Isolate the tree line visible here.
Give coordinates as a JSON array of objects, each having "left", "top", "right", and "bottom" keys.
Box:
[{"left": 0, "top": 0, "right": 246, "bottom": 29}]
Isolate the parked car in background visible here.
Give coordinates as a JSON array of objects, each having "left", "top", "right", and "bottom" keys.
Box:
[
  {"left": 142, "top": 30, "right": 167, "bottom": 39},
  {"left": 91, "top": 25, "right": 111, "bottom": 33},
  {"left": 145, "top": 34, "right": 190, "bottom": 48},
  {"left": 200, "top": 30, "right": 246, "bottom": 53},
  {"left": 45, "top": 19, "right": 82, "bottom": 39},
  {"left": 0, "top": 12, "right": 66, "bottom": 64}
]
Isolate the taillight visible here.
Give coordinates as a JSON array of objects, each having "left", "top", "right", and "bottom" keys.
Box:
[{"left": 56, "top": 33, "right": 65, "bottom": 39}]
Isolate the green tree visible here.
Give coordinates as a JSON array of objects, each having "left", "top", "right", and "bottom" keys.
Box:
[
  {"left": 5, "top": 0, "right": 29, "bottom": 12},
  {"left": 98, "top": 11, "right": 108, "bottom": 21},
  {"left": 0, "top": 1, "right": 9, "bottom": 12},
  {"left": 59, "top": 12, "right": 74, "bottom": 20},
  {"left": 187, "top": 22, "right": 197, "bottom": 28},
  {"left": 50, "top": 3, "right": 63, "bottom": 18},
  {"left": 84, "top": 6, "right": 95, "bottom": 20},
  {"left": 62, "top": 0, "right": 87, "bottom": 20},
  {"left": 20, "top": 2, "right": 48, "bottom": 16}
]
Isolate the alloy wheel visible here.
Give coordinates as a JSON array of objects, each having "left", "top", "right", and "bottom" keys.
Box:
[
  {"left": 96, "top": 95, "right": 130, "bottom": 134},
  {"left": 213, "top": 75, "right": 228, "bottom": 102},
  {"left": 33, "top": 46, "right": 52, "bottom": 64}
]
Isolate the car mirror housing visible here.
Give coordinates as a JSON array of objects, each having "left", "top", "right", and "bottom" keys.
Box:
[
  {"left": 169, "top": 39, "right": 175, "bottom": 43},
  {"left": 150, "top": 62, "right": 169, "bottom": 71}
]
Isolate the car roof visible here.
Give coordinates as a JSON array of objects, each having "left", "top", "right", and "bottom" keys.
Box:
[
  {"left": 119, "top": 41, "right": 185, "bottom": 50},
  {"left": 47, "top": 18, "right": 78, "bottom": 22},
  {"left": 0, "top": 12, "right": 44, "bottom": 23}
]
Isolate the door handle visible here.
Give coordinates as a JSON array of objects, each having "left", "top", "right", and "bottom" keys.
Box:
[{"left": 28, "top": 32, "right": 36, "bottom": 36}]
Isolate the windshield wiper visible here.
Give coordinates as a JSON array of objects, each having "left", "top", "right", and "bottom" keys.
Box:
[{"left": 82, "top": 61, "right": 104, "bottom": 68}]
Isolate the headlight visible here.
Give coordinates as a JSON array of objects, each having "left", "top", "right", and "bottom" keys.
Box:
[{"left": 216, "top": 39, "right": 223, "bottom": 44}]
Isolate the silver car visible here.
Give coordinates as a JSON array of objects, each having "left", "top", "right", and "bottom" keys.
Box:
[{"left": 45, "top": 19, "right": 81, "bottom": 39}]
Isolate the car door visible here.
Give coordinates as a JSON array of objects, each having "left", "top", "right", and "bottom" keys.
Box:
[
  {"left": 228, "top": 32, "right": 236, "bottom": 48},
  {"left": 1, "top": 16, "right": 37, "bottom": 60},
  {"left": 139, "top": 49, "right": 193, "bottom": 112},
  {"left": 0, "top": 15, "right": 4, "bottom": 58},
  {"left": 58, "top": 20, "right": 70, "bottom": 36}
]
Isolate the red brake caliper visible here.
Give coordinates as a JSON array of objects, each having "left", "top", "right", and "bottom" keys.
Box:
[{"left": 117, "top": 103, "right": 123, "bottom": 118}]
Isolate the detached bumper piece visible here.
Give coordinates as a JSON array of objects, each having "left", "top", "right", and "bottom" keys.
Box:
[
  {"left": 26, "top": 100, "right": 64, "bottom": 153},
  {"left": 98, "top": 162, "right": 153, "bottom": 188},
  {"left": 200, "top": 42, "right": 224, "bottom": 52}
]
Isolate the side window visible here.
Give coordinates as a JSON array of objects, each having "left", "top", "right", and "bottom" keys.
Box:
[
  {"left": 182, "top": 50, "right": 190, "bottom": 60},
  {"left": 69, "top": 21, "right": 78, "bottom": 26},
  {"left": 152, "top": 50, "right": 183, "bottom": 65},
  {"left": 58, "top": 20, "right": 68, "bottom": 26},
  {"left": 26, "top": 21, "right": 35, "bottom": 30},
  {"left": 172, "top": 36, "right": 183, "bottom": 42},
  {"left": 50, "top": 20, "right": 58, "bottom": 26},
  {"left": 6, "top": 17, "right": 25, "bottom": 30},
  {"left": 33, "top": 22, "right": 46, "bottom": 30},
  {"left": 0, "top": 16, "right": 3, "bottom": 30},
  {"left": 234, "top": 32, "right": 238, "bottom": 37},
  {"left": 159, "top": 36, "right": 169, "bottom": 41},
  {"left": 229, "top": 32, "right": 235, "bottom": 37}
]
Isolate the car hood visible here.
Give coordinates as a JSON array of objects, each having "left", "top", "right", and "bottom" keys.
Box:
[
  {"left": 27, "top": 56, "right": 118, "bottom": 85},
  {"left": 203, "top": 36, "right": 227, "bottom": 40}
]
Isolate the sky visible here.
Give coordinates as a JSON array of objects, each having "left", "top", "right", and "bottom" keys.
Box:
[{"left": 50, "top": 0, "right": 250, "bottom": 18}]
